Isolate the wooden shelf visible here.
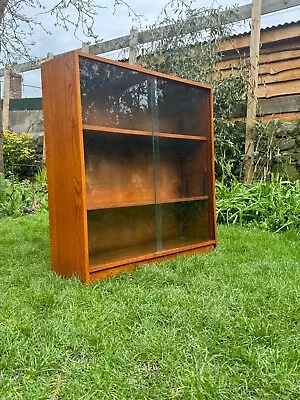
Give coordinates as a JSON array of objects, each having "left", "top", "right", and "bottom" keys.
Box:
[
  {"left": 83, "top": 124, "right": 207, "bottom": 141},
  {"left": 86, "top": 196, "right": 209, "bottom": 211},
  {"left": 89, "top": 239, "right": 216, "bottom": 271}
]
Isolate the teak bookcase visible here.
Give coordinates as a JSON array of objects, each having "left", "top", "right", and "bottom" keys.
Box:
[{"left": 41, "top": 50, "right": 217, "bottom": 283}]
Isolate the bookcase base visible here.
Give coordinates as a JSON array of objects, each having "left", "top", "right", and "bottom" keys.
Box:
[{"left": 88, "top": 242, "right": 216, "bottom": 283}]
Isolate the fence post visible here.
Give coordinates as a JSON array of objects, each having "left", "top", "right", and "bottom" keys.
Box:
[
  {"left": 42, "top": 53, "right": 54, "bottom": 166},
  {"left": 2, "top": 68, "right": 10, "bottom": 132},
  {"left": 244, "top": 0, "right": 262, "bottom": 183},
  {"left": 0, "top": 68, "right": 10, "bottom": 173},
  {"left": 82, "top": 43, "right": 90, "bottom": 53},
  {"left": 129, "top": 28, "right": 138, "bottom": 65}
]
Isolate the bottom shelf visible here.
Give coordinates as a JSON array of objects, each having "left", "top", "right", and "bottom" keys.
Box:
[
  {"left": 88, "top": 243, "right": 215, "bottom": 282},
  {"left": 88, "top": 199, "right": 213, "bottom": 271},
  {"left": 89, "top": 237, "right": 208, "bottom": 269}
]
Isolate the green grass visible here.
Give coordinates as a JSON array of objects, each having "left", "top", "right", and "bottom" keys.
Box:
[{"left": 0, "top": 213, "right": 299, "bottom": 399}]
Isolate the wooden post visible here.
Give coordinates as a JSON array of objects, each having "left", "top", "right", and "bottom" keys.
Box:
[
  {"left": 129, "top": 28, "right": 138, "bottom": 65},
  {"left": 2, "top": 68, "right": 10, "bottom": 132},
  {"left": 244, "top": 0, "right": 262, "bottom": 183},
  {"left": 82, "top": 43, "right": 90, "bottom": 53},
  {"left": 0, "top": 68, "right": 10, "bottom": 173},
  {"left": 42, "top": 53, "right": 54, "bottom": 166}
]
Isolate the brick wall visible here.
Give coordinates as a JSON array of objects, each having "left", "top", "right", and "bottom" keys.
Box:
[{"left": 10, "top": 73, "right": 22, "bottom": 99}]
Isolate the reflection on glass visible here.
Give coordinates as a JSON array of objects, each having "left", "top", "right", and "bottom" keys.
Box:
[
  {"left": 155, "top": 78, "right": 209, "bottom": 136},
  {"left": 80, "top": 57, "right": 209, "bottom": 136},
  {"left": 80, "top": 55, "right": 213, "bottom": 270},
  {"left": 155, "top": 138, "right": 208, "bottom": 202},
  {"left": 84, "top": 131, "right": 155, "bottom": 209},
  {"left": 160, "top": 200, "right": 211, "bottom": 250},
  {"left": 80, "top": 57, "right": 152, "bottom": 131},
  {"left": 88, "top": 206, "right": 156, "bottom": 267}
]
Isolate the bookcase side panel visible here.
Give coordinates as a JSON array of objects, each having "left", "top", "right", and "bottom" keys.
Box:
[
  {"left": 42, "top": 52, "right": 89, "bottom": 282},
  {"left": 207, "top": 88, "right": 217, "bottom": 244}
]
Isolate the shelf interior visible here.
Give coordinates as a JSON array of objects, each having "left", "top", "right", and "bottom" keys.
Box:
[
  {"left": 84, "top": 130, "right": 209, "bottom": 210},
  {"left": 79, "top": 56, "right": 210, "bottom": 138},
  {"left": 79, "top": 56, "right": 213, "bottom": 272},
  {"left": 87, "top": 200, "right": 211, "bottom": 269}
]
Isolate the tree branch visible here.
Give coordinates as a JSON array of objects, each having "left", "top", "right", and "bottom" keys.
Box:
[{"left": 0, "top": 0, "right": 9, "bottom": 25}]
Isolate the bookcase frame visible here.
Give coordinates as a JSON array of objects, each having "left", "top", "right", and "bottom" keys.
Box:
[{"left": 41, "top": 50, "right": 217, "bottom": 283}]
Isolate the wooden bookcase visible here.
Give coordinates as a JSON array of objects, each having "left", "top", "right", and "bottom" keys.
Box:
[{"left": 41, "top": 50, "right": 217, "bottom": 283}]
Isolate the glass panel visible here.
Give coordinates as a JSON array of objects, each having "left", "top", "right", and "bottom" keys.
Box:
[
  {"left": 80, "top": 56, "right": 212, "bottom": 266},
  {"left": 161, "top": 200, "right": 211, "bottom": 251},
  {"left": 155, "top": 137, "right": 208, "bottom": 203},
  {"left": 84, "top": 131, "right": 155, "bottom": 209},
  {"left": 80, "top": 57, "right": 152, "bottom": 131},
  {"left": 148, "top": 74, "right": 211, "bottom": 253},
  {"left": 87, "top": 206, "right": 156, "bottom": 268},
  {"left": 155, "top": 77, "right": 209, "bottom": 136}
]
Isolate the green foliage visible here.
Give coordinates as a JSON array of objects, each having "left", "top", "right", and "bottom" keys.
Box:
[
  {"left": 0, "top": 172, "right": 48, "bottom": 217},
  {"left": 216, "top": 179, "right": 300, "bottom": 232},
  {"left": 141, "top": 2, "right": 238, "bottom": 81},
  {"left": 3, "top": 130, "right": 43, "bottom": 180},
  {"left": 34, "top": 167, "right": 47, "bottom": 186},
  {"left": 214, "top": 119, "right": 245, "bottom": 182}
]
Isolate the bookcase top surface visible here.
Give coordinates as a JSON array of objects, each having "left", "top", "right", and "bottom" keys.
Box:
[{"left": 45, "top": 49, "right": 213, "bottom": 91}]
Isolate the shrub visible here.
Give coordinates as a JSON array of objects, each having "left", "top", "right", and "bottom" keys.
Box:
[
  {"left": 3, "top": 131, "right": 43, "bottom": 180},
  {"left": 0, "top": 172, "right": 48, "bottom": 218},
  {"left": 216, "top": 179, "right": 300, "bottom": 232}
]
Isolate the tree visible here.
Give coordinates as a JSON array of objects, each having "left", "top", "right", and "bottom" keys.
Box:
[
  {"left": 0, "top": 0, "right": 137, "bottom": 64},
  {"left": 0, "top": 0, "right": 136, "bottom": 173}
]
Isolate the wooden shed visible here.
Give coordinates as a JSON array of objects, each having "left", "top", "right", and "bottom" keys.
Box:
[{"left": 217, "top": 21, "right": 300, "bottom": 122}]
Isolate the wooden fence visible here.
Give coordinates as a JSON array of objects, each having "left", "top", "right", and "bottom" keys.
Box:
[{"left": 216, "top": 20, "right": 300, "bottom": 122}]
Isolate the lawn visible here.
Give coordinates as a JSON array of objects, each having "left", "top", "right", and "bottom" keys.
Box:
[{"left": 0, "top": 212, "right": 299, "bottom": 399}]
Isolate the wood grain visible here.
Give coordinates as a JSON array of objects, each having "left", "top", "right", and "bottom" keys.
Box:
[
  {"left": 217, "top": 58, "right": 300, "bottom": 76},
  {"left": 259, "top": 58, "right": 300, "bottom": 75},
  {"left": 84, "top": 132, "right": 155, "bottom": 208},
  {"left": 259, "top": 112, "right": 300, "bottom": 123},
  {"left": 258, "top": 94, "right": 300, "bottom": 115},
  {"left": 233, "top": 111, "right": 300, "bottom": 123},
  {"left": 87, "top": 196, "right": 208, "bottom": 211},
  {"left": 257, "top": 80, "right": 300, "bottom": 98},
  {"left": 84, "top": 131, "right": 209, "bottom": 209},
  {"left": 219, "top": 22, "right": 300, "bottom": 52},
  {"left": 42, "top": 52, "right": 89, "bottom": 282},
  {"left": 220, "top": 48, "right": 300, "bottom": 64},
  {"left": 259, "top": 68, "right": 300, "bottom": 84},
  {"left": 83, "top": 124, "right": 207, "bottom": 140},
  {"left": 88, "top": 206, "right": 156, "bottom": 268},
  {"left": 220, "top": 40, "right": 300, "bottom": 62}
]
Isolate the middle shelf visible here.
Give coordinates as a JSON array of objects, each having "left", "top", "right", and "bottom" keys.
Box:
[
  {"left": 84, "top": 129, "right": 209, "bottom": 210},
  {"left": 83, "top": 124, "right": 208, "bottom": 141},
  {"left": 87, "top": 195, "right": 209, "bottom": 211}
]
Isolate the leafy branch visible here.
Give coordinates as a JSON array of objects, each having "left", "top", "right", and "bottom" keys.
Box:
[{"left": 0, "top": 0, "right": 137, "bottom": 64}]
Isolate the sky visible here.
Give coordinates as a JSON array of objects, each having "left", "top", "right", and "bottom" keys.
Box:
[{"left": 3, "top": 0, "right": 300, "bottom": 97}]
